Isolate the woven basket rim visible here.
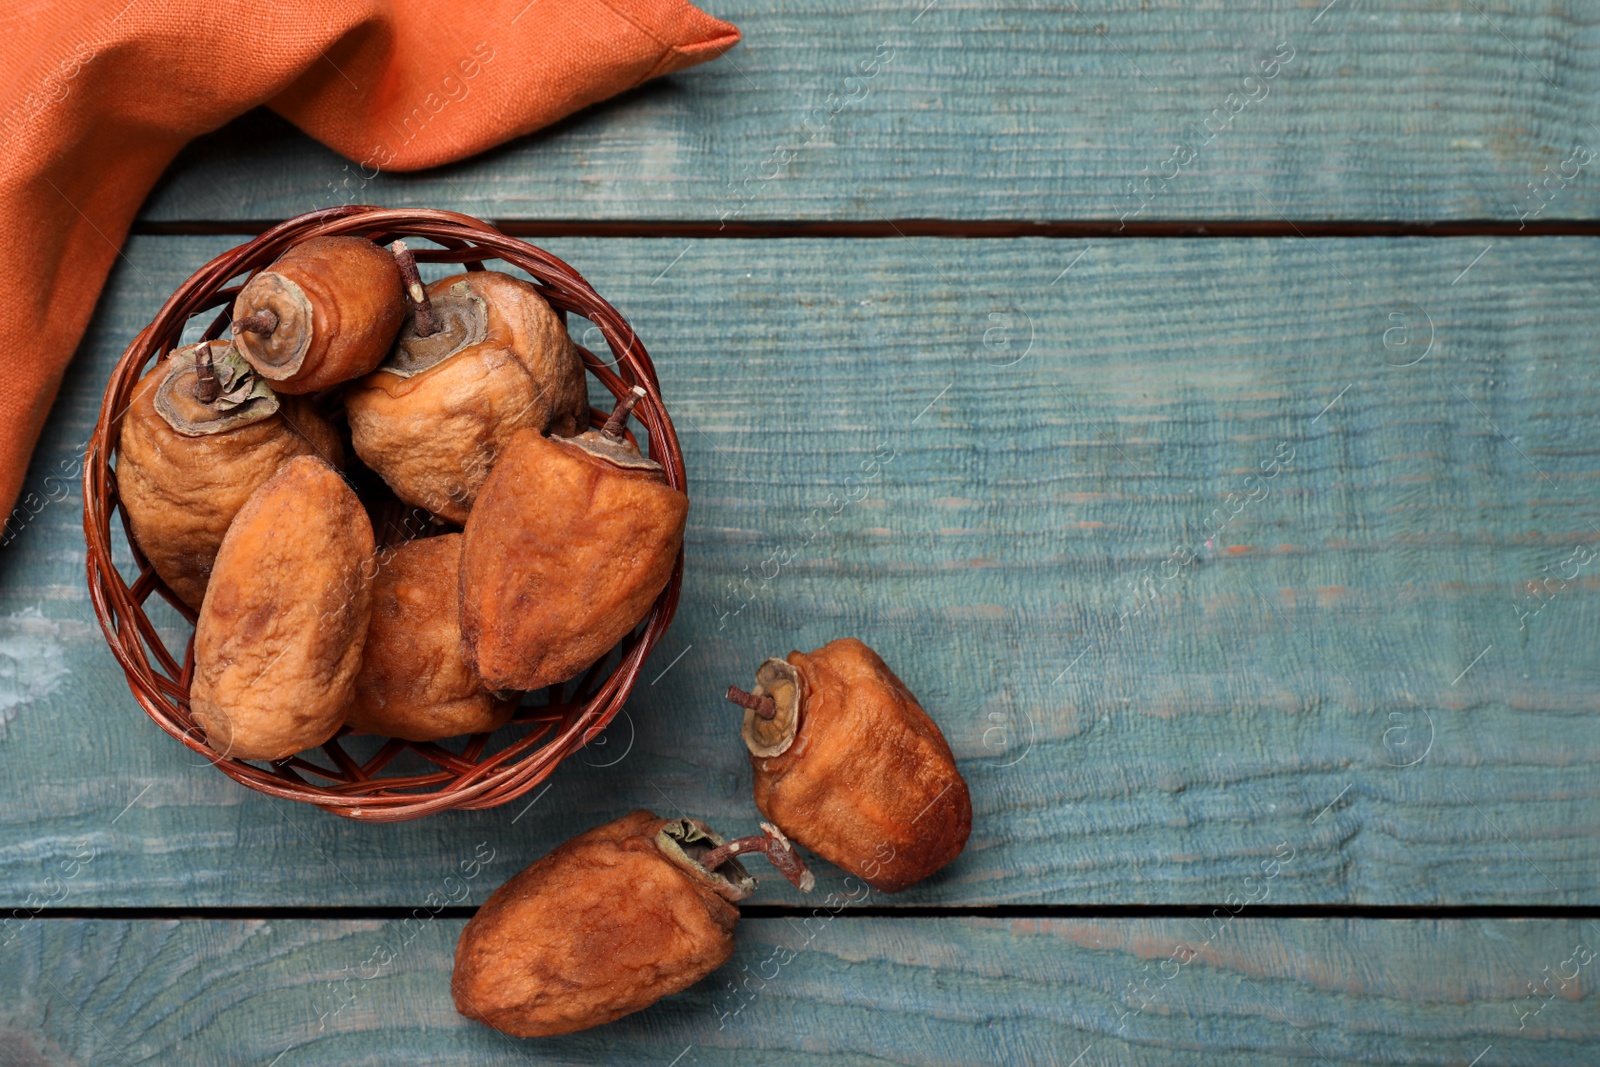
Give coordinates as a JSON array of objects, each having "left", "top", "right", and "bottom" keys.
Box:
[{"left": 81, "top": 205, "right": 685, "bottom": 822}]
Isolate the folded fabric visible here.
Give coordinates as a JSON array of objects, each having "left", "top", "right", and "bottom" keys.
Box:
[{"left": 0, "top": 0, "right": 738, "bottom": 523}]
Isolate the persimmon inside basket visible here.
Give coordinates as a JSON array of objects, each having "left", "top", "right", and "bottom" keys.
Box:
[{"left": 82, "top": 206, "right": 684, "bottom": 822}]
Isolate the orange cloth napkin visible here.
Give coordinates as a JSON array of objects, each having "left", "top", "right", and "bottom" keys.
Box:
[{"left": 0, "top": 0, "right": 738, "bottom": 523}]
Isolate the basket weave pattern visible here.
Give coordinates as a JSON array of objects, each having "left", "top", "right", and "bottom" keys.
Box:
[{"left": 82, "top": 206, "right": 685, "bottom": 821}]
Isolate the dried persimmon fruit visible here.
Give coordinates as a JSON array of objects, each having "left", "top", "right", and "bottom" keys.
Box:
[
  {"left": 231, "top": 235, "right": 405, "bottom": 393},
  {"left": 190, "top": 455, "right": 374, "bottom": 762},
  {"left": 345, "top": 255, "right": 588, "bottom": 522},
  {"left": 116, "top": 340, "right": 342, "bottom": 610},
  {"left": 453, "top": 812, "right": 810, "bottom": 1037},
  {"left": 344, "top": 533, "right": 514, "bottom": 742},
  {"left": 726, "top": 637, "right": 972, "bottom": 893},
  {"left": 459, "top": 388, "right": 687, "bottom": 691}
]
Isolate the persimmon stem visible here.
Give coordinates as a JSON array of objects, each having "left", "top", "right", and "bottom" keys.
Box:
[
  {"left": 231, "top": 309, "right": 279, "bottom": 335},
  {"left": 703, "top": 823, "right": 815, "bottom": 892},
  {"left": 194, "top": 344, "right": 219, "bottom": 403},
  {"left": 725, "top": 685, "right": 776, "bottom": 720},
  {"left": 601, "top": 385, "right": 646, "bottom": 440},
  {"left": 389, "top": 240, "right": 439, "bottom": 337}
]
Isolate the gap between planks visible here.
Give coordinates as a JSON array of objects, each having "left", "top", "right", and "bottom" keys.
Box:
[
  {"left": 27, "top": 904, "right": 1600, "bottom": 922},
  {"left": 129, "top": 218, "right": 1600, "bottom": 239}
]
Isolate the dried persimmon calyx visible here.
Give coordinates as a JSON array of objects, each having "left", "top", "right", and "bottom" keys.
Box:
[
  {"left": 559, "top": 385, "right": 665, "bottom": 474},
  {"left": 231, "top": 271, "right": 314, "bottom": 378},
  {"left": 153, "top": 342, "right": 278, "bottom": 436},
  {"left": 653, "top": 818, "right": 757, "bottom": 902},
  {"left": 381, "top": 280, "right": 488, "bottom": 378},
  {"left": 657, "top": 818, "right": 815, "bottom": 897},
  {"left": 727, "top": 657, "right": 802, "bottom": 758}
]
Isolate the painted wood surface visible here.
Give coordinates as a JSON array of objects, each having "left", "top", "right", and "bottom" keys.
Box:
[
  {"left": 2, "top": 234, "right": 1598, "bottom": 908},
  {"left": 135, "top": 1, "right": 1600, "bottom": 225},
  {"left": 3, "top": 917, "right": 1597, "bottom": 1065}
]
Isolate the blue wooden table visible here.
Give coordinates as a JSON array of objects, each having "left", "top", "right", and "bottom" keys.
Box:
[{"left": 4, "top": 2, "right": 1599, "bottom": 1063}]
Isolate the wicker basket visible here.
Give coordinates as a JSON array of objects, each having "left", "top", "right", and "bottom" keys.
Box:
[{"left": 82, "top": 206, "right": 685, "bottom": 821}]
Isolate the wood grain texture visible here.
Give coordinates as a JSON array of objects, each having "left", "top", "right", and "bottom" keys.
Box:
[
  {"left": 2, "top": 235, "right": 1598, "bottom": 907},
  {"left": 134, "top": 1, "right": 1600, "bottom": 225},
  {"left": 3, "top": 917, "right": 1597, "bottom": 1065}
]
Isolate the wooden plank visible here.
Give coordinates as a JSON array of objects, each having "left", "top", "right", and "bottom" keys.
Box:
[
  {"left": 136, "top": 1, "right": 1600, "bottom": 224},
  {"left": 3, "top": 234, "right": 1599, "bottom": 907},
  {"left": 4, "top": 917, "right": 1597, "bottom": 1064}
]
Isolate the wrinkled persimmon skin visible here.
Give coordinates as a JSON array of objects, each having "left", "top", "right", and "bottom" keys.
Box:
[
  {"left": 345, "top": 271, "right": 588, "bottom": 522},
  {"left": 453, "top": 811, "right": 740, "bottom": 1037},
  {"left": 191, "top": 456, "right": 374, "bottom": 761},
  {"left": 233, "top": 236, "right": 405, "bottom": 393},
  {"left": 459, "top": 428, "right": 687, "bottom": 691},
  {"left": 116, "top": 353, "right": 343, "bottom": 610},
  {"left": 751, "top": 639, "right": 972, "bottom": 894},
  {"left": 344, "top": 534, "right": 514, "bottom": 742}
]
